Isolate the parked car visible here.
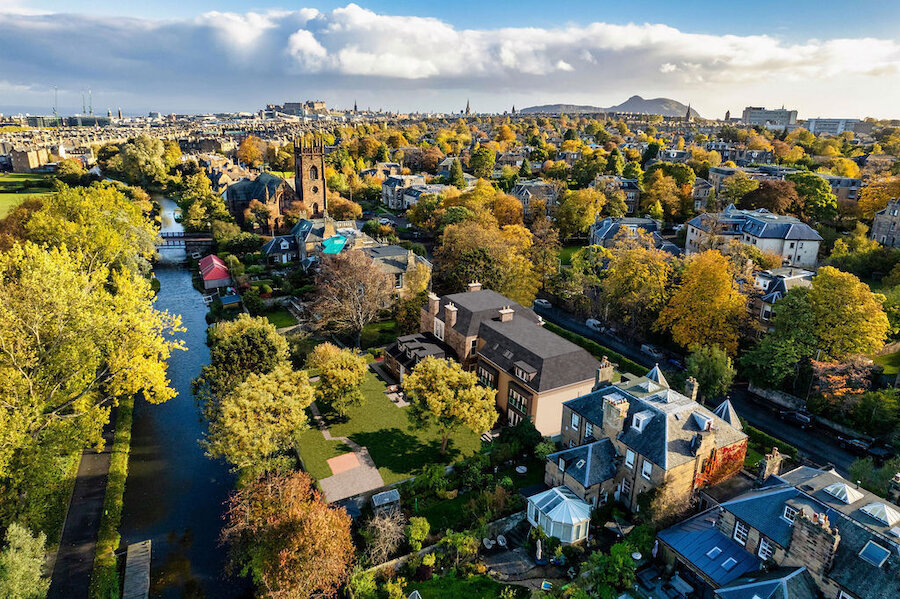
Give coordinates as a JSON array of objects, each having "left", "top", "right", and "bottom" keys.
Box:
[
  {"left": 533, "top": 299, "right": 552, "bottom": 309},
  {"left": 641, "top": 344, "right": 665, "bottom": 361},
  {"left": 838, "top": 436, "right": 870, "bottom": 456},
  {"left": 586, "top": 318, "right": 604, "bottom": 332},
  {"left": 867, "top": 444, "right": 897, "bottom": 465},
  {"left": 779, "top": 410, "right": 812, "bottom": 430},
  {"left": 379, "top": 217, "right": 394, "bottom": 225}
]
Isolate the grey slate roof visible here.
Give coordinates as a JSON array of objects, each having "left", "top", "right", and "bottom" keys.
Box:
[
  {"left": 546, "top": 438, "right": 618, "bottom": 489},
  {"left": 688, "top": 206, "right": 822, "bottom": 242},
  {"left": 658, "top": 509, "right": 760, "bottom": 585},
  {"left": 715, "top": 567, "right": 818, "bottom": 599},
  {"left": 435, "top": 290, "right": 540, "bottom": 337},
  {"left": 713, "top": 399, "right": 743, "bottom": 431},
  {"left": 261, "top": 235, "right": 297, "bottom": 255},
  {"left": 224, "top": 172, "right": 285, "bottom": 204},
  {"left": 565, "top": 373, "right": 747, "bottom": 470},
  {"left": 477, "top": 316, "right": 600, "bottom": 392},
  {"left": 720, "top": 466, "right": 900, "bottom": 599},
  {"left": 363, "top": 245, "right": 411, "bottom": 274}
]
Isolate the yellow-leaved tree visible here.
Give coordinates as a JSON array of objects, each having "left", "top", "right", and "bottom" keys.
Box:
[
  {"left": 404, "top": 357, "right": 497, "bottom": 455},
  {"left": 657, "top": 250, "right": 748, "bottom": 355}
]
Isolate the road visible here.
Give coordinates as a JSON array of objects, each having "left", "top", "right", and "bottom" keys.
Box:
[{"left": 533, "top": 303, "right": 856, "bottom": 478}]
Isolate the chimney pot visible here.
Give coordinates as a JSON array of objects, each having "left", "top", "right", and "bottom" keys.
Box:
[
  {"left": 467, "top": 281, "right": 482, "bottom": 292},
  {"left": 499, "top": 306, "right": 514, "bottom": 323}
]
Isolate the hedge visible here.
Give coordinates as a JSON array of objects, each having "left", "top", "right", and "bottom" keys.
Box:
[
  {"left": 741, "top": 419, "right": 799, "bottom": 461},
  {"left": 89, "top": 395, "right": 135, "bottom": 599},
  {"left": 543, "top": 322, "right": 647, "bottom": 377}
]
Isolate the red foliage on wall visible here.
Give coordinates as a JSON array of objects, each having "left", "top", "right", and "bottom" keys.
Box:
[{"left": 694, "top": 440, "right": 747, "bottom": 488}]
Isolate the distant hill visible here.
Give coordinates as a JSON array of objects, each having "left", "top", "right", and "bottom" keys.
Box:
[
  {"left": 606, "top": 95, "right": 700, "bottom": 119},
  {"left": 519, "top": 96, "right": 700, "bottom": 119},
  {"left": 518, "top": 103, "right": 604, "bottom": 115}
]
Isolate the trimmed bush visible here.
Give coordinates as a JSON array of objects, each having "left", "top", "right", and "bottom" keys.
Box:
[
  {"left": 741, "top": 419, "right": 799, "bottom": 460},
  {"left": 543, "top": 322, "right": 646, "bottom": 377}
]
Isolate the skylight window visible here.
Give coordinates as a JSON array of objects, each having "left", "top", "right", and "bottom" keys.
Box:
[
  {"left": 859, "top": 540, "right": 891, "bottom": 567},
  {"left": 706, "top": 546, "right": 722, "bottom": 559},
  {"left": 576, "top": 459, "right": 586, "bottom": 469},
  {"left": 721, "top": 557, "right": 738, "bottom": 571},
  {"left": 823, "top": 482, "right": 864, "bottom": 505},
  {"left": 861, "top": 502, "right": 900, "bottom": 526}
]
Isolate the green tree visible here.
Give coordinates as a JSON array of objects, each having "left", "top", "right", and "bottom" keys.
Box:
[
  {"left": 786, "top": 171, "right": 838, "bottom": 222},
  {"left": 686, "top": 344, "right": 735, "bottom": 401},
  {"left": 579, "top": 542, "right": 636, "bottom": 597},
  {"left": 404, "top": 357, "right": 497, "bottom": 454},
  {"left": 118, "top": 134, "right": 166, "bottom": 186},
  {"left": 308, "top": 343, "right": 368, "bottom": 416},
  {"left": 0, "top": 523, "right": 49, "bottom": 599},
  {"left": 179, "top": 171, "right": 231, "bottom": 232},
  {"left": 519, "top": 158, "right": 532, "bottom": 177},
  {"left": 449, "top": 158, "right": 466, "bottom": 189},
  {"left": 469, "top": 147, "right": 496, "bottom": 179},
  {"left": 720, "top": 171, "right": 759, "bottom": 205},
  {"left": 605, "top": 148, "right": 625, "bottom": 176},
  {"left": 194, "top": 314, "right": 289, "bottom": 405},
  {"left": 405, "top": 517, "right": 431, "bottom": 551},
  {"left": 622, "top": 161, "right": 643, "bottom": 185},
  {"left": 205, "top": 365, "right": 314, "bottom": 474},
  {"left": 557, "top": 188, "right": 605, "bottom": 239}
]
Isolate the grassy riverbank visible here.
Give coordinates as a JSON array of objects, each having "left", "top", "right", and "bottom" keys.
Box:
[{"left": 89, "top": 395, "right": 136, "bottom": 599}]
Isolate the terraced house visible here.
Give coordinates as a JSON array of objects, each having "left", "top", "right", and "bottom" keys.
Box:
[{"left": 658, "top": 465, "right": 900, "bottom": 599}]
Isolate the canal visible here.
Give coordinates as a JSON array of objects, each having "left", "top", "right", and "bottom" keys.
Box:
[{"left": 119, "top": 197, "right": 250, "bottom": 598}]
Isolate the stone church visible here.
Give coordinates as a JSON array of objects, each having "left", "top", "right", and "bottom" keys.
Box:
[{"left": 293, "top": 134, "right": 328, "bottom": 217}]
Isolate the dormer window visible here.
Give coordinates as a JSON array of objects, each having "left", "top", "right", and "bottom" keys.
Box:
[
  {"left": 632, "top": 411, "right": 652, "bottom": 432},
  {"left": 782, "top": 505, "right": 798, "bottom": 524}
]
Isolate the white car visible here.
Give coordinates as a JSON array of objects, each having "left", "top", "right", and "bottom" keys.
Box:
[
  {"left": 533, "top": 299, "right": 552, "bottom": 309},
  {"left": 586, "top": 318, "right": 604, "bottom": 332},
  {"left": 379, "top": 218, "right": 394, "bottom": 225}
]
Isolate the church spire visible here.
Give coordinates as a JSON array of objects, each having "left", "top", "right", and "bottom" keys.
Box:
[
  {"left": 353, "top": 99, "right": 358, "bottom": 114},
  {"left": 685, "top": 103, "right": 693, "bottom": 122},
  {"left": 465, "top": 99, "right": 470, "bottom": 116}
]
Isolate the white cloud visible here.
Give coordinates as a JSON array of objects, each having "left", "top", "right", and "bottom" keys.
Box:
[{"left": 0, "top": 3, "right": 898, "bottom": 117}]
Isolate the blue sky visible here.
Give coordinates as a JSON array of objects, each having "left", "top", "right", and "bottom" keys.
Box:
[{"left": 2, "top": 1, "right": 899, "bottom": 117}]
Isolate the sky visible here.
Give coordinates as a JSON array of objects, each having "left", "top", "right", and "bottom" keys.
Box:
[{"left": 1, "top": 0, "right": 899, "bottom": 119}]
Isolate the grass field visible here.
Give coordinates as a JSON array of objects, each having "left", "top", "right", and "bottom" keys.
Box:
[
  {"left": 0, "top": 173, "right": 54, "bottom": 216},
  {"left": 360, "top": 319, "right": 399, "bottom": 349},
  {"left": 265, "top": 307, "right": 297, "bottom": 329},
  {"left": 411, "top": 574, "right": 527, "bottom": 599},
  {"left": 559, "top": 243, "right": 585, "bottom": 266},
  {"left": 295, "top": 370, "right": 481, "bottom": 485},
  {"left": 873, "top": 350, "right": 900, "bottom": 375}
]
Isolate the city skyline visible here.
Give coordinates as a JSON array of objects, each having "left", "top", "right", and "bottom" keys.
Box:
[{"left": 1, "top": 1, "right": 899, "bottom": 118}]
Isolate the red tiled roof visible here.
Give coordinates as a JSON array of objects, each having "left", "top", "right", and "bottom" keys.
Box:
[{"left": 199, "top": 254, "right": 230, "bottom": 281}]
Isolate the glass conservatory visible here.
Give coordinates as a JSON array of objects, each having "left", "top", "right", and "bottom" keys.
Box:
[{"left": 526, "top": 486, "right": 592, "bottom": 544}]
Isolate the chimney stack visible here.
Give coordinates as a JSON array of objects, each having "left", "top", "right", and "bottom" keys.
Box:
[
  {"left": 602, "top": 395, "right": 629, "bottom": 439},
  {"left": 756, "top": 447, "right": 784, "bottom": 485},
  {"left": 467, "top": 281, "right": 482, "bottom": 292},
  {"left": 785, "top": 509, "right": 840, "bottom": 587},
  {"left": 427, "top": 292, "right": 440, "bottom": 315},
  {"left": 685, "top": 377, "right": 699, "bottom": 403},
  {"left": 595, "top": 356, "right": 614, "bottom": 388},
  {"left": 499, "top": 306, "right": 514, "bottom": 323},
  {"left": 445, "top": 302, "right": 458, "bottom": 327}
]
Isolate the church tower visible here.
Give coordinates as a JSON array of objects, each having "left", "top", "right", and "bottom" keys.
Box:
[
  {"left": 465, "top": 99, "right": 470, "bottom": 116},
  {"left": 685, "top": 103, "right": 693, "bottom": 122},
  {"left": 293, "top": 134, "right": 328, "bottom": 217}
]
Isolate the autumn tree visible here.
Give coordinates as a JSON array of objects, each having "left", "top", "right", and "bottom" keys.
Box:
[
  {"left": 313, "top": 250, "right": 394, "bottom": 347},
  {"left": 492, "top": 193, "right": 524, "bottom": 226},
  {"left": 307, "top": 343, "right": 368, "bottom": 416},
  {"left": 658, "top": 250, "right": 748, "bottom": 354},
  {"left": 237, "top": 134, "right": 265, "bottom": 168},
  {"left": 204, "top": 364, "right": 314, "bottom": 475},
  {"left": 116, "top": 134, "right": 167, "bottom": 186},
  {"left": 449, "top": 158, "right": 466, "bottom": 188},
  {"left": 600, "top": 230, "right": 675, "bottom": 332},
  {"left": 222, "top": 471, "right": 353, "bottom": 599},
  {"left": 179, "top": 171, "right": 231, "bottom": 232},
  {"left": 858, "top": 177, "right": 900, "bottom": 219},
  {"left": 641, "top": 169, "right": 681, "bottom": 219},
  {"left": 404, "top": 357, "right": 497, "bottom": 454},
  {"left": 329, "top": 196, "right": 363, "bottom": 220},
  {"left": 529, "top": 217, "right": 561, "bottom": 289},
  {"left": 738, "top": 180, "right": 799, "bottom": 214},
  {"left": 556, "top": 188, "right": 605, "bottom": 239}
]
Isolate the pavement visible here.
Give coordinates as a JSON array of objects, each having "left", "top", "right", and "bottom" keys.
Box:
[
  {"left": 47, "top": 415, "right": 116, "bottom": 599},
  {"left": 533, "top": 303, "right": 857, "bottom": 478}
]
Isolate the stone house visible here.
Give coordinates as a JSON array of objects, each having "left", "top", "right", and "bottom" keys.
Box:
[
  {"left": 658, "top": 464, "right": 900, "bottom": 599},
  {"left": 381, "top": 174, "right": 426, "bottom": 209},
  {"left": 589, "top": 217, "right": 681, "bottom": 255},
  {"left": 870, "top": 198, "right": 900, "bottom": 248},
  {"left": 558, "top": 368, "right": 747, "bottom": 513},
  {"left": 685, "top": 205, "right": 822, "bottom": 268},
  {"left": 417, "top": 285, "right": 600, "bottom": 436},
  {"left": 223, "top": 173, "right": 296, "bottom": 229},
  {"left": 362, "top": 245, "right": 432, "bottom": 298},
  {"left": 510, "top": 179, "right": 561, "bottom": 212},
  {"left": 751, "top": 267, "right": 815, "bottom": 331}
]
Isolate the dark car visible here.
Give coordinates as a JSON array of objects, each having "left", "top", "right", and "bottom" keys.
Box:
[
  {"left": 838, "top": 436, "right": 870, "bottom": 456},
  {"left": 867, "top": 444, "right": 897, "bottom": 465},
  {"left": 779, "top": 410, "right": 812, "bottom": 430}
]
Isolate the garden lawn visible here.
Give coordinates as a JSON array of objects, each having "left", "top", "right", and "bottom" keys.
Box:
[
  {"left": 360, "top": 319, "right": 398, "bottom": 349},
  {"left": 0, "top": 173, "right": 55, "bottom": 216},
  {"left": 411, "top": 574, "right": 525, "bottom": 599},
  {"left": 559, "top": 244, "right": 584, "bottom": 266},
  {"left": 873, "top": 350, "right": 900, "bottom": 376},
  {"left": 298, "top": 370, "right": 482, "bottom": 485},
  {"left": 265, "top": 307, "right": 296, "bottom": 329}
]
